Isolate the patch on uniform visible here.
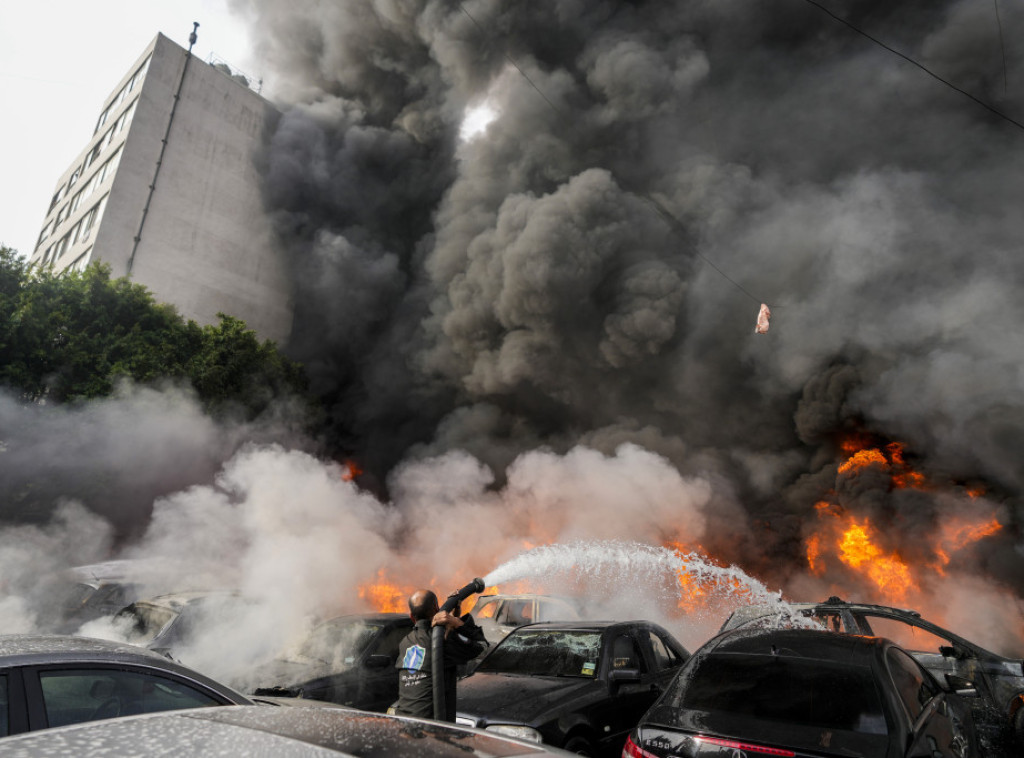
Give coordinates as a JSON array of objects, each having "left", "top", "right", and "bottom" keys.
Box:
[{"left": 403, "top": 644, "right": 426, "bottom": 671}]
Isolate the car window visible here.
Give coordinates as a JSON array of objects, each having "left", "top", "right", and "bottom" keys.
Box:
[
  {"left": 301, "top": 621, "right": 384, "bottom": 668},
  {"left": 502, "top": 601, "right": 534, "bottom": 627},
  {"left": 611, "top": 634, "right": 646, "bottom": 673},
  {"left": 369, "top": 624, "right": 413, "bottom": 662},
  {"left": 886, "top": 648, "right": 938, "bottom": 722},
  {"left": 38, "top": 668, "right": 224, "bottom": 728},
  {"left": 477, "top": 630, "right": 602, "bottom": 678},
  {"left": 118, "top": 604, "right": 177, "bottom": 645},
  {"left": 475, "top": 600, "right": 502, "bottom": 620},
  {"left": 811, "top": 611, "right": 845, "bottom": 632},
  {"left": 648, "top": 632, "right": 683, "bottom": 672},
  {"left": 1, "top": 673, "right": 8, "bottom": 737},
  {"left": 535, "top": 599, "right": 577, "bottom": 622},
  {"left": 674, "top": 653, "right": 887, "bottom": 735},
  {"left": 860, "top": 615, "right": 949, "bottom": 655}
]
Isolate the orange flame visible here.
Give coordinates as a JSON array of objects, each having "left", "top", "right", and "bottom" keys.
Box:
[
  {"left": 340, "top": 459, "right": 364, "bottom": 482},
  {"left": 357, "top": 570, "right": 411, "bottom": 613},
  {"left": 837, "top": 520, "right": 917, "bottom": 603},
  {"left": 837, "top": 448, "right": 888, "bottom": 475}
]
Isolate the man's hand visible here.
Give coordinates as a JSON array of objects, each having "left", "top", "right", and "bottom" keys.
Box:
[{"left": 432, "top": 610, "right": 464, "bottom": 636}]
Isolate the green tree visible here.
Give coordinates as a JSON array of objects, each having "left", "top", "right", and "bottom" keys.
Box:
[{"left": 0, "top": 246, "right": 307, "bottom": 417}]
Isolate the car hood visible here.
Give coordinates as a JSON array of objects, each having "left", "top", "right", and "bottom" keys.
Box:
[
  {"left": 253, "top": 658, "right": 350, "bottom": 691},
  {"left": 457, "top": 672, "right": 597, "bottom": 725}
]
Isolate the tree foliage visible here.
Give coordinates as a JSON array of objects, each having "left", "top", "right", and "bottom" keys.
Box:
[{"left": 0, "top": 246, "right": 307, "bottom": 416}]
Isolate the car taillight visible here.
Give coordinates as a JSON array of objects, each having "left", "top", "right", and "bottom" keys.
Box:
[
  {"left": 693, "top": 736, "right": 796, "bottom": 757},
  {"left": 622, "top": 734, "right": 660, "bottom": 758}
]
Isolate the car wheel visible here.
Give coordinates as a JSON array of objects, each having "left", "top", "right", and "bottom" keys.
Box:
[
  {"left": 1013, "top": 705, "right": 1024, "bottom": 748},
  {"left": 563, "top": 736, "right": 595, "bottom": 756}
]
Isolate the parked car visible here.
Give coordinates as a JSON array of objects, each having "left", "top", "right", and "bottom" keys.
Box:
[
  {"left": 720, "top": 597, "right": 1024, "bottom": 752},
  {"left": 470, "top": 594, "right": 581, "bottom": 642},
  {"left": 113, "top": 589, "right": 248, "bottom": 659},
  {"left": 455, "top": 620, "right": 689, "bottom": 757},
  {"left": 625, "top": 628, "right": 979, "bottom": 758},
  {"left": 0, "top": 704, "right": 578, "bottom": 756},
  {"left": 0, "top": 634, "right": 257, "bottom": 736},
  {"left": 251, "top": 613, "right": 414, "bottom": 712}
]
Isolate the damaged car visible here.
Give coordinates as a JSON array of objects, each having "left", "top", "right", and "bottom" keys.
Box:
[
  {"left": 455, "top": 620, "right": 688, "bottom": 757},
  {"left": 250, "top": 613, "right": 414, "bottom": 712},
  {"left": 626, "top": 627, "right": 978, "bottom": 758},
  {"left": 470, "top": 594, "right": 581, "bottom": 642},
  {"left": 720, "top": 597, "right": 1024, "bottom": 753}
]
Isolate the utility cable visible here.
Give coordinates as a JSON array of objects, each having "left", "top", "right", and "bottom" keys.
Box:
[{"left": 802, "top": 0, "right": 1024, "bottom": 133}]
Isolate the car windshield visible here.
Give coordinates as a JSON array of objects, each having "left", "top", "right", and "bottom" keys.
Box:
[
  {"left": 477, "top": 629, "right": 602, "bottom": 678},
  {"left": 119, "top": 604, "right": 177, "bottom": 645},
  {"left": 670, "top": 652, "right": 887, "bottom": 735},
  {"left": 299, "top": 621, "right": 383, "bottom": 668}
]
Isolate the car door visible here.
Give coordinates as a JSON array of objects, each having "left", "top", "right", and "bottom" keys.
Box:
[
  {"left": 596, "top": 630, "right": 661, "bottom": 748},
  {"left": 359, "top": 622, "right": 413, "bottom": 711},
  {"left": 21, "top": 665, "right": 228, "bottom": 731},
  {"left": 854, "top": 612, "right": 995, "bottom": 717},
  {"left": 887, "top": 647, "right": 974, "bottom": 758}
]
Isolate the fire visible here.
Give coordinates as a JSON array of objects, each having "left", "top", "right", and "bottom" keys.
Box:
[
  {"left": 804, "top": 433, "right": 1004, "bottom": 606},
  {"left": 357, "top": 570, "right": 411, "bottom": 613},
  {"left": 340, "top": 459, "right": 363, "bottom": 482},
  {"left": 838, "top": 448, "right": 888, "bottom": 475},
  {"left": 837, "top": 520, "right": 916, "bottom": 603},
  {"left": 931, "top": 517, "right": 1003, "bottom": 575}
]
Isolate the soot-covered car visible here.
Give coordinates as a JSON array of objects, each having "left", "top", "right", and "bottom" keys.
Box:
[
  {"left": 470, "top": 594, "right": 581, "bottom": 642},
  {"left": 720, "top": 597, "right": 1024, "bottom": 752},
  {"left": 0, "top": 634, "right": 256, "bottom": 736},
  {"left": 113, "top": 589, "right": 251, "bottom": 660},
  {"left": 0, "top": 704, "right": 580, "bottom": 756},
  {"left": 455, "top": 620, "right": 688, "bottom": 756},
  {"left": 626, "top": 628, "right": 978, "bottom": 758},
  {"left": 251, "top": 613, "right": 414, "bottom": 712}
]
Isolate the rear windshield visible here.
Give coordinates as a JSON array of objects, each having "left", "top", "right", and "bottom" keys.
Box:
[
  {"left": 671, "top": 652, "right": 887, "bottom": 735},
  {"left": 477, "top": 630, "right": 602, "bottom": 678}
]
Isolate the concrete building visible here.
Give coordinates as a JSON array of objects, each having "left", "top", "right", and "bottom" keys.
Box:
[{"left": 28, "top": 33, "right": 292, "bottom": 345}]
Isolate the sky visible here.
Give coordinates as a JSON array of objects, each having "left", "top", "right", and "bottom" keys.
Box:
[{"left": 0, "top": 1, "right": 254, "bottom": 258}]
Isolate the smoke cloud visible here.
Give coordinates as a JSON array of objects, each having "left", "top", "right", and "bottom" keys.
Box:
[{"left": 4, "top": 0, "right": 1024, "bottom": 673}]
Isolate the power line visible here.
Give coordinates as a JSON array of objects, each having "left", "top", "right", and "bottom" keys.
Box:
[{"left": 802, "top": 0, "right": 1024, "bottom": 133}]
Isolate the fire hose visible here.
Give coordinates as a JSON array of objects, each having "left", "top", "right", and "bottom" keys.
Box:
[{"left": 432, "top": 577, "right": 486, "bottom": 721}]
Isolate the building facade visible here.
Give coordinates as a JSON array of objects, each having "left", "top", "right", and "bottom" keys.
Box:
[{"left": 29, "top": 33, "right": 293, "bottom": 345}]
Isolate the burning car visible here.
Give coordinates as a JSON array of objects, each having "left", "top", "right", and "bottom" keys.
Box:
[
  {"left": 719, "top": 597, "right": 1024, "bottom": 753},
  {"left": 250, "top": 613, "right": 414, "bottom": 712},
  {"left": 113, "top": 590, "right": 250, "bottom": 661},
  {"left": 455, "top": 620, "right": 689, "bottom": 756},
  {"left": 625, "top": 628, "right": 979, "bottom": 758},
  {"left": 470, "top": 594, "right": 581, "bottom": 642}
]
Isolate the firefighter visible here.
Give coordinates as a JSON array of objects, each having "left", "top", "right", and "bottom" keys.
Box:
[{"left": 393, "top": 589, "right": 487, "bottom": 721}]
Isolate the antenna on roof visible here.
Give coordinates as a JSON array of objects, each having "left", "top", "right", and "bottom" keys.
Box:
[{"left": 189, "top": 22, "right": 199, "bottom": 52}]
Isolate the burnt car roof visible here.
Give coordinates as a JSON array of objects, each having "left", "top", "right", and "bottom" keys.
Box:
[
  {"left": 0, "top": 704, "right": 574, "bottom": 756},
  {"left": 709, "top": 627, "right": 886, "bottom": 663},
  {"left": 503, "top": 620, "right": 655, "bottom": 633},
  {"left": 0, "top": 634, "right": 192, "bottom": 665}
]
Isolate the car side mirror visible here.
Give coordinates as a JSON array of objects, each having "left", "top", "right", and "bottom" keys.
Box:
[
  {"left": 608, "top": 668, "right": 641, "bottom": 684},
  {"left": 944, "top": 673, "right": 977, "bottom": 697},
  {"left": 365, "top": 654, "right": 392, "bottom": 669}
]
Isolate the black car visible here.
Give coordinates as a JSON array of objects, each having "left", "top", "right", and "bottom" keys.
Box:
[
  {"left": 720, "top": 597, "right": 1024, "bottom": 752},
  {"left": 0, "top": 634, "right": 255, "bottom": 736},
  {"left": 626, "top": 628, "right": 978, "bottom": 758},
  {"left": 251, "top": 613, "right": 414, "bottom": 711},
  {"left": 455, "top": 620, "right": 689, "bottom": 757},
  {"left": 0, "top": 704, "right": 579, "bottom": 756}
]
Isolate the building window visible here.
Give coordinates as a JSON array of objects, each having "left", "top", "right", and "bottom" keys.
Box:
[
  {"left": 70, "top": 249, "right": 93, "bottom": 272},
  {"left": 55, "top": 203, "right": 70, "bottom": 226},
  {"left": 48, "top": 183, "right": 67, "bottom": 212},
  {"left": 36, "top": 220, "right": 55, "bottom": 250}
]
